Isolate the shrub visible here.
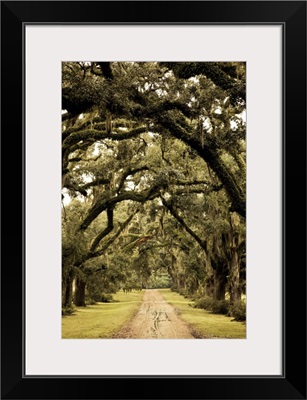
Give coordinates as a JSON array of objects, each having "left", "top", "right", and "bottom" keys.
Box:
[
  {"left": 211, "top": 300, "right": 230, "bottom": 315},
  {"left": 62, "top": 306, "right": 76, "bottom": 315},
  {"left": 194, "top": 296, "right": 214, "bottom": 310},
  {"left": 85, "top": 298, "right": 96, "bottom": 305},
  {"left": 179, "top": 289, "right": 188, "bottom": 297},
  {"left": 230, "top": 301, "right": 246, "bottom": 321},
  {"left": 100, "top": 293, "right": 113, "bottom": 303},
  {"left": 194, "top": 297, "right": 230, "bottom": 315}
]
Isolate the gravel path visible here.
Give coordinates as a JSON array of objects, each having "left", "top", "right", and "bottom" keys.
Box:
[{"left": 113, "top": 289, "right": 195, "bottom": 339}]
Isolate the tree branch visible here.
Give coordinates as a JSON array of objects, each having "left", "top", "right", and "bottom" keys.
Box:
[
  {"left": 79, "top": 181, "right": 166, "bottom": 231},
  {"left": 62, "top": 126, "right": 147, "bottom": 157},
  {"left": 64, "top": 182, "right": 88, "bottom": 197},
  {"left": 157, "top": 113, "right": 246, "bottom": 218},
  {"left": 81, "top": 178, "right": 110, "bottom": 190},
  {"left": 162, "top": 198, "right": 207, "bottom": 251},
  {"left": 172, "top": 187, "right": 222, "bottom": 196},
  {"left": 86, "top": 211, "right": 138, "bottom": 260},
  {"left": 90, "top": 208, "right": 114, "bottom": 252},
  {"left": 160, "top": 62, "right": 245, "bottom": 105},
  {"left": 117, "top": 166, "right": 149, "bottom": 193},
  {"left": 174, "top": 180, "right": 212, "bottom": 187}
]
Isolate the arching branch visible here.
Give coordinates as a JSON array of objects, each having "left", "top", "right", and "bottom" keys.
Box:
[
  {"left": 62, "top": 126, "right": 147, "bottom": 158},
  {"left": 117, "top": 166, "right": 149, "bottom": 193},
  {"left": 90, "top": 207, "right": 114, "bottom": 252},
  {"left": 157, "top": 113, "right": 246, "bottom": 218},
  {"left": 161, "top": 198, "right": 207, "bottom": 252},
  {"left": 79, "top": 181, "right": 166, "bottom": 231},
  {"left": 160, "top": 62, "right": 245, "bottom": 105},
  {"left": 86, "top": 211, "right": 138, "bottom": 260}
]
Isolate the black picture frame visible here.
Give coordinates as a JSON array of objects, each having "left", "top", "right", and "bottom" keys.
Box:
[{"left": 1, "top": 1, "right": 306, "bottom": 399}]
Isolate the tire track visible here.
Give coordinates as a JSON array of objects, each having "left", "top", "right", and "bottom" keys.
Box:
[{"left": 113, "top": 289, "right": 195, "bottom": 339}]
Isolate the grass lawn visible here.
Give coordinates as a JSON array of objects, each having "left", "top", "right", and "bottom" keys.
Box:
[
  {"left": 159, "top": 289, "right": 246, "bottom": 339},
  {"left": 62, "top": 290, "right": 144, "bottom": 339}
]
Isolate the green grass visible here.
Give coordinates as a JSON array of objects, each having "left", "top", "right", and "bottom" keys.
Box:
[
  {"left": 62, "top": 290, "right": 144, "bottom": 339},
  {"left": 159, "top": 289, "right": 246, "bottom": 339}
]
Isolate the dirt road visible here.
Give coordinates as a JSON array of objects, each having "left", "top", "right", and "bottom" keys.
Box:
[{"left": 113, "top": 289, "right": 195, "bottom": 339}]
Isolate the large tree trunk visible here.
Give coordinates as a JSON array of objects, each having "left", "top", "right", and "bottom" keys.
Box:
[
  {"left": 62, "top": 270, "right": 74, "bottom": 307},
  {"left": 229, "top": 251, "right": 241, "bottom": 303},
  {"left": 210, "top": 256, "right": 228, "bottom": 301},
  {"left": 169, "top": 251, "right": 181, "bottom": 291},
  {"left": 205, "top": 277, "right": 214, "bottom": 297},
  {"left": 214, "top": 273, "right": 227, "bottom": 301},
  {"left": 179, "top": 273, "right": 186, "bottom": 291},
  {"left": 74, "top": 277, "right": 86, "bottom": 306},
  {"left": 204, "top": 259, "right": 214, "bottom": 297},
  {"left": 229, "top": 212, "right": 242, "bottom": 304}
]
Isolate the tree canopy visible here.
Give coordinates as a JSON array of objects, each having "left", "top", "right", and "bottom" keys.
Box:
[{"left": 62, "top": 61, "right": 246, "bottom": 314}]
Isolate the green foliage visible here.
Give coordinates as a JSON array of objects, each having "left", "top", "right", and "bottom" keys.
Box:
[
  {"left": 194, "top": 296, "right": 213, "bottom": 309},
  {"left": 194, "top": 296, "right": 230, "bottom": 315},
  {"left": 62, "top": 61, "right": 246, "bottom": 313},
  {"left": 194, "top": 296, "right": 246, "bottom": 321},
  {"left": 147, "top": 272, "right": 172, "bottom": 288},
  {"left": 85, "top": 298, "right": 97, "bottom": 306},
  {"left": 62, "top": 305, "right": 76, "bottom": 316},
  {"left": 229, "top": 301, "right": 246, "bottom": 321},
  {"left": 100, "top": 293, "right": 114, "bottom": 303}
]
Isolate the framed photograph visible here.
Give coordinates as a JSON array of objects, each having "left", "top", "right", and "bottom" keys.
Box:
[{"left": 1, "top": 1, "right": 306, "bottom": 399}]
